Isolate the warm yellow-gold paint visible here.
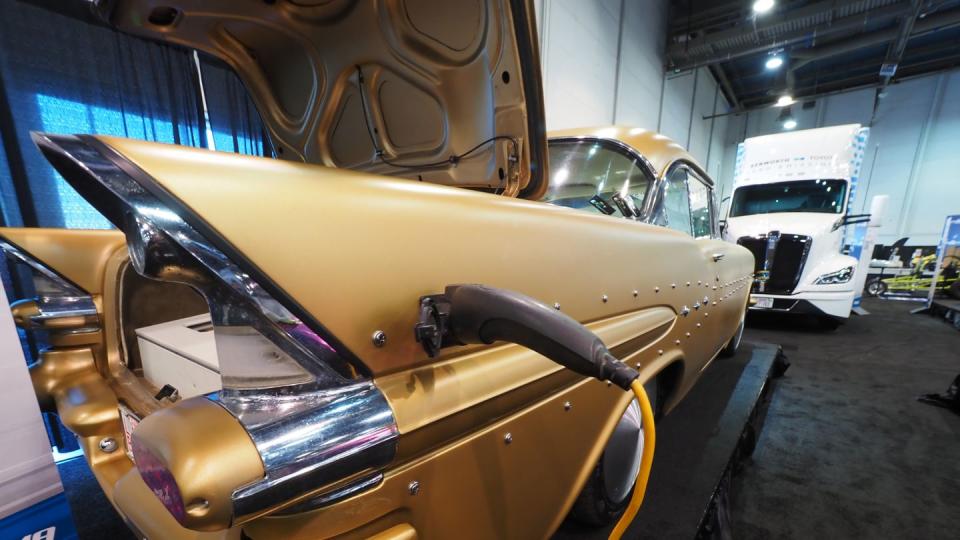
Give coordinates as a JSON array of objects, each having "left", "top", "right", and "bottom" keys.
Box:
[
  {"left": 131, "top": 397, "right": 266, "bottom": 531},
  {"left": 4, "top": 121, "right": 752, "bottom": 538},
  {"left": 0, "top": 227, "right": 124, "bottom": 294}
]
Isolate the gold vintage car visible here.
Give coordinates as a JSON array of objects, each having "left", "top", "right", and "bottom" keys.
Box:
[{"left": 0, "top": 1, "right": 753, "bottom": 539}]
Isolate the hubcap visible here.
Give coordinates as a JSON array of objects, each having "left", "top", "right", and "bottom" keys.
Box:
[{"left": 602, "top": 401, "right": 644, "bottom": 504}]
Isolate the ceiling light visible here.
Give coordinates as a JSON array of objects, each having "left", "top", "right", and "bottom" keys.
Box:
[
  {"left": 765, "top": 56, "right": 783, "bottom": 70},
  {"left": 778, "top": 106, "right": 796, "bottom": 130},
  {"left": 753, "top": 0, "right": 775, "bottom": 14},
  {"left": 775, "top": 95, "right": 795, "bottom": 107}
]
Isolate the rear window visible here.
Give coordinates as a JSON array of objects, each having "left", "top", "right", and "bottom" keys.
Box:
[{"left": 543, "top": 140, "right": 654, "bottom": 218}]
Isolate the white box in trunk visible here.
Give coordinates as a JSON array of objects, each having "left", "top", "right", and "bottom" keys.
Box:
[{"left": 136, "top": 314, "right": 221, "bottom": 398}]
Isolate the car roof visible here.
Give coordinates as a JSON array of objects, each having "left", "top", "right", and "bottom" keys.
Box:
[{"left": 547, "top": 125, "right": 708, "bottom": 183}]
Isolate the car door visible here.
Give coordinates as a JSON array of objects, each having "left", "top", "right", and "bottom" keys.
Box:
[{"left": 653, "top": 162, "right": 748, "bottom": 363}]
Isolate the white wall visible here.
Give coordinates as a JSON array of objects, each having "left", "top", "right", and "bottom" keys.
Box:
[
  {"left": 717, "top": 69, "right": 960, "bottom": 245},
  {"left": 534, "top": 0, "right": 730, "bottom": 180}
]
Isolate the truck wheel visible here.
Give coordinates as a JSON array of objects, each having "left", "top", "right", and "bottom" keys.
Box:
[
  {"left": 865, "top": 277, "right": 887, "bottom": 297},
  {"left": 949, "top": 281, "right": 960, "bottom": 300},
  {"left": 569, "top": 379, "right": 658, "bottom": 527},
  {"left": 818, "top": 316, "right": 841, "bottom": 331},
  {"left": 720, "top": 315, "right": 745, "bottom": 357}
]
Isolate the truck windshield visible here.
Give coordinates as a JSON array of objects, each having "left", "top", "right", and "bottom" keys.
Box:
[{"left": 729, "top": 179, "right": 847, "bottom": 217}]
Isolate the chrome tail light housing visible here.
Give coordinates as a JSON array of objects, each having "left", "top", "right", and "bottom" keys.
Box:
[
  {"left": 0, "top": 236, "right": 99, "bottom": 334},
  {"left": 33, "top": 133, "right": 398, "bottom": 528}
]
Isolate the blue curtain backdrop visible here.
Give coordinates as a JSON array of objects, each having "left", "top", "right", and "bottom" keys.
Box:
[
  {"left": 0, "top": 0, "right": 268, "bottom": 229},
  {"left": 0, "top": 0, "right": 271, "bottom": 452}
]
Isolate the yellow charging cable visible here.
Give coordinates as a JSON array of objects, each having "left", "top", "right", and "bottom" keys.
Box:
[{"left": 608, "top": 379, "right": 657, "bottom": 540}]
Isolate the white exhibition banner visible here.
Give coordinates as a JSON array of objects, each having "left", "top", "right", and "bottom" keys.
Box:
[{"left": 0, "top": 283, "right": 71, "bottom": 539}]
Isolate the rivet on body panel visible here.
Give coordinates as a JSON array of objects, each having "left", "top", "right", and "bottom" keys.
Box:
[
  {"left": 686, "top": 282, "right": 691, "bottom": 287},
  {"left": 554, "top": 302, "right": 561, "bottom": 310},
  {"left": 696, "top": 323, "right": 702, "bottom": 328},
  {"left": 657, "top": 349, "right": 664, "bottom": 355},
  {"left": 685, "top": 332, "right": 691, "bottom": 337},
  {"left": 504, "top": 433, "right": 513, "bottom": 445},
  {"left": 671, "top": 283, "right": 677, "bottom": 289},
  {"left": 633, "top": 290, "right": 639, "bottom": 297},
  {"left": 675, "top": 339, "right": 681, "bottom": 345},
  {"left": 602, "top": 294, "right": 608, "bottom": 303},
  {"left": 564, "top": 401, "right": 572, "bottom": 411},
  {"left": 371, "top": 330, "right": 386, "bottom": 347},
  {"left": 99, "top": 438, "right": 118, "bottom": 453},
  {"left": 655, "top": 287, "right": 660, "bottom": 293},
  {"left": 408, "top": 481, "right": 420, "bottom": 496}
]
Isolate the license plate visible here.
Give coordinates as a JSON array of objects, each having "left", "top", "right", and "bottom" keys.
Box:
[
  {"left": 118, "top": 404, "right": 141, "bottom": 462},
  {"left": 752, "top": 296, "right": 774, "bottom": 309}
]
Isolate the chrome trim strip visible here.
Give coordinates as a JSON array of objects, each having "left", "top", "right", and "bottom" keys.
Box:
[
  {"left": 273, "top": 473, "right": 384, "bottom": 515},
  {"left": 32, "top": 133, "right": 398, "bottom": 521},
  {"left": 217, "top": 384, "right": 397, "bottom": 520},
  {"left": 0, "top": 236, "right": 100, "bottom": 330}
]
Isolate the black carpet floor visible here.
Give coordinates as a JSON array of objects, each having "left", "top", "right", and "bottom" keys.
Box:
[{"left": 732, "top": 298, "right": 960, "bottom": 539}]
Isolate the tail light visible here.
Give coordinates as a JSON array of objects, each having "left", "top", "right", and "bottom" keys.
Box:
[{"left": 34, "top": 133, "right": 398, "bottom": 529}]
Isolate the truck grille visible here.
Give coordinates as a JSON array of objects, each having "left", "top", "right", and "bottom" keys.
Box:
[{"left": 738, "top": 234, "right": 812, "bottom": 295}]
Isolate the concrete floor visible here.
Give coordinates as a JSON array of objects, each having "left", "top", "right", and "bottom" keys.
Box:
[{"left": 732, "top": 298, "right": 960, "bottom": 539}]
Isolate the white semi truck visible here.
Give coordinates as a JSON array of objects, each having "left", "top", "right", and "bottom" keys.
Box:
[{"left": 723, "top": 124, "right": 870, "bottom": 328}]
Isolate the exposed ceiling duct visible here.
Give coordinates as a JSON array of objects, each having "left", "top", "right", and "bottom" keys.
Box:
[{"left": 668, "top": 0, "right": 960, "bottom": 109}]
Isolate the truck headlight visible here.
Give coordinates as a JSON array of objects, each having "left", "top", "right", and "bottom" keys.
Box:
[{"left": 814, "top": 266, "right": 854, "bottom": 285}]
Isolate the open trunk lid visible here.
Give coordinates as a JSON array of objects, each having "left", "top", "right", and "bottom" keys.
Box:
[{"left": 93, "top": 0, "right": 547, "bottom": 198}]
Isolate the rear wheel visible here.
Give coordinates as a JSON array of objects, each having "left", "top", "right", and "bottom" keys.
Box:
[
  {"left": 720, "top": 314, "right": 745, "bottom": 358},
  {"left": 569, "top": 379, "right": 658, "bottom": 526},
  {"left": 865, "top": 277, "right": 887, "bottom": 297}
]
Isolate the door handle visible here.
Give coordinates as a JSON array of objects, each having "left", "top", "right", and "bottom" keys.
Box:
[{"left": 712, "top": 252, "right": 725, "bottom": 262}]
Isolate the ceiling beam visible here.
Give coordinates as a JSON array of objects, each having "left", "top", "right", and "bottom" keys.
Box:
[
  {"left": 740, "top": 40, "right": 960, "bottom": 107},
  {"left": 709, "top": 64, "right": 741, "bottom": 110},
  {"left": 881, "top": 0, "right": 924, "bottom": 83},
  {"left": 703, "top": 61, "right": 960, "bottom": 118},
  {"left": 784, "top": 7, "right": 960, "bottom": 91},
  {"left": 667, "top": 1, "right": 912, "bottom": 70}
]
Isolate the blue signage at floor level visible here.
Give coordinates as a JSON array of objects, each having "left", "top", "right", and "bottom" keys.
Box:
[{"left": 0, "top": 493, "right": 77, "bottom": 540}]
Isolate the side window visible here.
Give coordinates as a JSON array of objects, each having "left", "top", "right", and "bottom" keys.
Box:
[
  {"left": 655, "top": 167, "right": 693, "bottom": 235},
  {"left": 543, "top": 140, "right": 654, "bottom": 218},
  {"left": 688, "top": 172, "right": 714, "bottom": 238}
]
